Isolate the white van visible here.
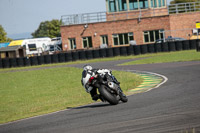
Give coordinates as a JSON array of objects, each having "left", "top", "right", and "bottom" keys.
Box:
[{"left": 22, "top": 37, "right": 51, "bottom": 56}]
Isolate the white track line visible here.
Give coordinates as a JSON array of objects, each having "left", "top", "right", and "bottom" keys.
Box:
[{"left": 126, "top": 70, "right": 168, "bottom": 93}]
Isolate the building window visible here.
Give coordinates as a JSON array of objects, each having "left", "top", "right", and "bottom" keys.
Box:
[
  {"left": 108, "top": 0, "right": 117, "bottom": 12},
  {"left": 139, "top": 0, "right": 149, "bottom": 9},
  {"left": 101, "top": 35, "right": 109, "bottom": 45},
  {"left": 162, "top": 0, "right": 165, "bottom": 6},
  {"left": 118, "top": 0, "right": 127, "bottom": 11},
  {"left": 113, "top": 32, "right": 134, "bottom": 46},
  {"left": 69, "top": 38, "right": 76, "bottom": 50},
  {"left": 144, "top": 29, "right": 164, "bottom": 43},
  {"left": 28, "top": 44, "right": 37, "bottom": 51},
  {"left": 151, "top": 0, "right": 165, "bottom": 8},
  {"left": 129, "top": 0, "right": 139, "bottom": 10},
  {"left": 82, "top": 37, "right": 93, "bottom": 48}
]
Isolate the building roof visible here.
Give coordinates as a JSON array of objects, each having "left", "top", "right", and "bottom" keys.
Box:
[
  {"left": 0, "top": 46, "right": 23, "bottom": 52},
  {"left": 0, "top": 42, "right": 10, "bottom": 48},
  {"left": 9, "top": 40, "right": 23, "bottom": 46}
]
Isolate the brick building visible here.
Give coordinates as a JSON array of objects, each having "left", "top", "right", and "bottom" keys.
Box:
[{"left": 60, "top": 0, "right": 200, "bottom": 51}]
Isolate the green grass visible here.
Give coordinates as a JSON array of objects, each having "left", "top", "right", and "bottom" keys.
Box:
[
  {"left": 0, "top": 67, "right": 142, "bottom": 124},
  {"left": 1, "top": 50, "right": 199, "bottom": 124},
  {"left": 121, "top": 50, "right": 200, "bottom": 65}
]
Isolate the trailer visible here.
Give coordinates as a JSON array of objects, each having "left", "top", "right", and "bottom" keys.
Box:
[{"left": 22, "top": 37, "right": 51, "bottom": 56}]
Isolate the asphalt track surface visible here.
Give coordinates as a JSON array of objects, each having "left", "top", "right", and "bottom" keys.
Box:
[{"left": 0, "top": 60, "right": 200, "bottom": 133}]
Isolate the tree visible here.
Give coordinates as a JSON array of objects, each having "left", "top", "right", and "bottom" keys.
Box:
[
  {"left": 32, "top": 19, "right": 61, "bottom": 38},
  {"left": 0, "top": 25, "right": 12, "bottom": 43},
  {"left": 170, "top": 0, "right": 198, "bottom": 4}
]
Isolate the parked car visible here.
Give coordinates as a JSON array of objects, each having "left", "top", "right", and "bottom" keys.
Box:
[{"left": 156, "top": 37, "right": 186, "bottom": 43}]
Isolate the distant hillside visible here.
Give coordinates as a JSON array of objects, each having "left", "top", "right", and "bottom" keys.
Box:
[{"left": 7, "top": 32, "right": 32, "bottom": 40}]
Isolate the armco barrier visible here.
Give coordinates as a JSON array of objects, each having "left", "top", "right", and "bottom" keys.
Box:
[
  {"left": 65, "top": 52, "right": 72, "bottom": 62},
  {"left": 9, "top": 58, "right": 17, "bottom": 68},
  {"left": 175, "top": 41, "right": 183, "bottom": 51},
  {"left": 38, "top": 56, "right": 45, "bottom": 65},
  {"left": 127, "top": 45, "right": 134, "bottom": 55},
  {"left": 99, "top": 48, "right": 107, "bottom": 57},
  {"left": 86, "top": 50, "right": 93, "bottom": 59},
  {"left": 168, "top": 42, "right": 176, "bottom": 51},
  {"left": 79, "top": 51, "right": 86, "bottom": 60},
  {"left": 133, "top": 45, "right": 141, "bottom": 55},
  {"left": 51, "top": 54, "right": 58, "bottom": 63},
  {"left": 92, "top": 49, "right": 100, "bottom": 58},
  {"left": 44, "top": 55, "right": 51, "bottom": 64},
  {"left": 58, "top": 53, "right": 66, "bottom": 63},
  {"left": 30, "top": 56, "right": 38, "bottom": 66},
  {"left": 113, "top": 47, "right": 120, "bottom": 56},
  {"left": 106, "top": 48, "right": 114, "bottom": 57},
  {"left": 140, "top": 44, "right": 148, "bottom": 54},
  {"left": 120, "top": 47, "right": 127, "bottom": 56},
  {"left": 17, "top": 58, "right": 24, "bottom": 67},
  {"left": 24, "top": 57, "right": 31, "bottom": 66},
  {"left": 154, "top": 43, "right": 162, "bottom": 53},
  {"left": 147, "top": 44, "right": 155, "bottom": 53},
  {"left": 2, "top": 58, "right": 10, "bottom": 68},
  {"left": 161, "top": 42, "right": 169, "bottom": 52},
  {"left": 189, "top": 39, "right": 197, "bottom": 49},
  {"left": 182, "top": 40, "right": 190, "bottom": 50},
  {"left": 72, "top": 51, "right": 79, "bottom": 61}
]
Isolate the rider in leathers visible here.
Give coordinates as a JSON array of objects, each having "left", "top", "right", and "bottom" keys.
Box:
[{"left": 81, "top": 65, "right": 120, "bottom": 101}]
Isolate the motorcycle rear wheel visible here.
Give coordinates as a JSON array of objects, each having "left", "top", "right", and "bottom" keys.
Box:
[{"left": 98, "top": 85, "right": 119, "bottom": 105}]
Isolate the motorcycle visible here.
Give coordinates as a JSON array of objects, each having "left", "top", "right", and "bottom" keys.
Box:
[{"left": 82, "top": 71, "right": 128, "bottom": 105}]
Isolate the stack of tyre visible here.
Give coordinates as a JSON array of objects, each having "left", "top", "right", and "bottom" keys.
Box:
[{"left": 0, "top": 39, "right": 199, "bottom": 69}]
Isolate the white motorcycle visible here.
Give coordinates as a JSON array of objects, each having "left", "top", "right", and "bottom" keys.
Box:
[{"left": 82, "top": 70, "right": 128, "bottom": 105}]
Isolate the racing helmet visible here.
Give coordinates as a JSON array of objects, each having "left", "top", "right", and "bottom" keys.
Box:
[{"left": 83, "top": 65, "right": 92, "bottom": 71}]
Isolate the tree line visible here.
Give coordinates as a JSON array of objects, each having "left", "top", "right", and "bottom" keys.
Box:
[{"left": 0, "top": 19, "right": 61, "bottom": 43}]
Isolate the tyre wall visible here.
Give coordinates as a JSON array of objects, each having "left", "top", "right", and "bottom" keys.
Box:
[
  {"left": 65, "top": 52, "right": 72, "bottom": 62},
  {"left": 58, "top": 53, "right": 66, "bottom": 63},
  {"left": 133, "top": 45, "right": 141, "bottom": 55},
  {"left": 106, "top": 48, "right": 114, "bottom": 57},
  {"left": 0, "top": 59, "right": 2, "bottom": 68},
  {"left": 92, "top": 49, "right": 100, "bottom": 58},
  {"left": 140, "top": 45, "right": 148, "bottom": 54},
  {"left": 99, "top": 49, "right": 107, "bottom": 57},
  {"left": 182, "top": 40, "right": 190, "bottom": 50},
  {"left": 1, "top": 39, "right": 199, "bottom": 68},
  {"left": 147, "top": 44, "right": 155, "bottom": 53},
  {"left": 127, "top": 45, "right": 134, "bottom": 55},
  {"left": 175, "top": 41, "right": 183, "bottom": 51},
  {"left": 86, "top": 50, "right": 93, "bottom": 60},
  {"left": 120, "top": 47, "right": 127, "bottom": 56},
  {"left": 161, "top": 42, "right": 169, "bottom": 52},
  {"left": 113, "top": 47, "right": 120, "bottom": 56},
  {"left": 79, "top": 51, "right": 86, "bottom": 60},
  {"left": 168, "top": 42, "right": 176, "bottom": 52},
  {"left": 9, "top": 58, "right": 17, "bottom": 68},
  {"left": 17, "top": 58, "right": 24, "bottom": 67}
]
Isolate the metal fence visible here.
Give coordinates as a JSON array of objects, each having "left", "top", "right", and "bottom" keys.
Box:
[
  {"left": 168, "top": 1, "right": 200, "bottom": 14},
  {"left": 61, "top": 12, "right": 107, "bottom": 25},
  {"left": 61, "top": 2, "right": 200, "bottom": 26}
]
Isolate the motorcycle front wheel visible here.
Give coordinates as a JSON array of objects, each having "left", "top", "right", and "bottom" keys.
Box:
[
  {"left": 98, "top": 85, "right": 119, "bottom": 105},
  {"left": 120, "top": 92, "right": 128, "bottom": 103}
]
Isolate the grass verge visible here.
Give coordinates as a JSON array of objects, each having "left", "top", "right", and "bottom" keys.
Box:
[
  {"left": 121, "top": 50, "right": 200, "bottom": 65},
  {"left": 0, "top": 67, "right": 142, "bottom": 124}
]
